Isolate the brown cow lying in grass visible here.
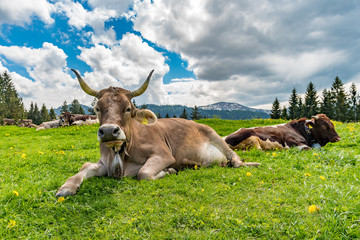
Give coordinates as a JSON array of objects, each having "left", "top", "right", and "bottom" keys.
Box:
[{"left": 224, "top": 114, "right": 340, "bottom": 151}]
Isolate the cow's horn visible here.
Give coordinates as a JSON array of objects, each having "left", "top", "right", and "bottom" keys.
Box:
[
  {"left": 130, "top": 70, "right": 154, "bottom": 98},
  {"left": 71, "top": 69, "right": 99, "bottom": 98},
  {"left": 312, "top": 115, "right": 319, "bottom": 120}
]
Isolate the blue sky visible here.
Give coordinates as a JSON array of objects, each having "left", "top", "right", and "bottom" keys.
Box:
[{"left": 1, "top": 0, "right": 360, "bottom": 110}]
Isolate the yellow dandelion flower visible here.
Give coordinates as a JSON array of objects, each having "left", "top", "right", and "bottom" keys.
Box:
[
  {"left": 319, "top": 176, "right": 325, "bottom": 180},
  {"left": 71, "top": 145, "right": 74, "bottom": 148},
  {"left": 246, "top": 172, "right": 252, "bottom": 177},
  {"left": 335, "top": 172, "right": 339, "bottom": 174},
  {"left": 201, "top": 189, "right": 204, "bottom": 192},
  {"left": 10, "top": 147, "right": 13, "bottom": 150},
  {"left": 308, "top": 205, "right": 319, "bottom": 214},
  {"left": 5, "top": 133, "right": 10, "bottom": 136},
  {"left": 21, "top": 153, "right": 26, "bottom": 159},
  {"left": 38, "top": 151, "right": 44, "bottom": 155},
  {"left": 58, "top": 197, "right": 65, "bottom": 203},
  {"left": 238, "top": 177, "right": 242, "bottom": 181},
  {"left": 313, "top": 153, "right": 319, "bottom": 156},
  {"left": 13, "top": 190, "right": 19, "bottom": 196},
  {"left": 194, "top": 164, "right": 197, "bottom": 170},
  {"left": 304, "top": 173, "right": 311, "bottom": 177},
  {"left": 272, "top": 152, "right": 277, "bottom": 157},
  {"left": 7, "top": 220, "right": 16, "bottom": 229}
]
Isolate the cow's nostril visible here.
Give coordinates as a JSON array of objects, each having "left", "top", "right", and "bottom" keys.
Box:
[
  {"left": 113, "top": 127, "right": 120, "bottom": 137},
  {"left": 98, "top": 129, "right": 105, "bottom": 138}
]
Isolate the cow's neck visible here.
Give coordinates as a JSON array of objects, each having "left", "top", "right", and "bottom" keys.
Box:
[{"left": 303, "top": 124, "right": 317, "bottom": 146}]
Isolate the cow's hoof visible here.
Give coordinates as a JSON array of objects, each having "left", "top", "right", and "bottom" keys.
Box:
[
  {"left": 56, "top": 187, "right": 77, "bottom": 197},
  {"left": 165, "top": 168, "right": 177, "bottom": 175}
]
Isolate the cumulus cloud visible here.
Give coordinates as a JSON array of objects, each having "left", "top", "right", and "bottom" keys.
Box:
[
  {"left": 77, "top": 33, "right": 170, "bottom": 104},
  {"left": 130, "top": 0, "right": 360, "bottom": 107},
  {"left": 0, "top": 0, "right": 55, "bottom": 26},
  {"left": 0, "top": 43, "right": 83, "bottom": 108},
  {"left": 54, "top": 0, "right": 119, "bottom": 46}
]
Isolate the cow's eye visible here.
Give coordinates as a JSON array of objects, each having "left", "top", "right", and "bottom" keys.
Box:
[
  {"left": 126, "top": 108, "right": 131, "bottom": 112},
  {"left": 95, "top": 107, "right": 100, "bottom": 112}
]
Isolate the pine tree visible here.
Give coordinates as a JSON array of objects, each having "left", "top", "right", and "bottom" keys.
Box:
[
  {"left": 27, "top": 102, "right": 35, "bottom": 120},
  {"left": 165, "top": 113, "right": 170, "bottom": 118},
  {"left": 280, "top": 106, "right": 288, "bottom": 119},
  {"left": 297, "top": 97, "right": 304, "bottom": 118},
  {"left": 288, "top": 88, "right": 299, "bottom": 119},
  {"left": 180, "top": 108, "right": 188, "bottom": 119},
  {"left": 49, "top": 107, "right": 56, "bottom": 120},
  {"left": 88, "top": 98, "right": 97, "bottom": 115},
  {"left": 320, "top": 89, "right": 334, "bottom": 118},
  {"left": 33, "top": 103, "right": 41, "bottom": 125},
  {"left": 0, "top": 72, "right": 26, "bottom": 121},
  {"left": 348, "top": 83, "right": 357, "bottom": 121},
  {"left": 190, "top": 106, "right": 202, "bottom": 120},
  {"left": 40, "top": 104, "right": 50, "bottom": 123},
  {"left": 270, "top": 97, "right": 281, "bottom": 119},
  {"left": 331, "top": 76, "right": 349, "bottom": 121},
  {"left": 303, "top": 82, "right": 319, "bottom": 118},
  {"left": 69, "top": 99, "right": 85, "bottom": 114},
  {"left": 61, "top": 101, "right": 69, "bottom": 113}
]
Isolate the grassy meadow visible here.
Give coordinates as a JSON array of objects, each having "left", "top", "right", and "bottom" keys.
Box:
[{"left": 1, "top": 119, "right": 360, "bottom": 239}]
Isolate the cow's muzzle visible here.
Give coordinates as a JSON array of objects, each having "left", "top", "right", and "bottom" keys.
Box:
[{"left": 98, "top": 124, "right": 126, "bottom": 148}]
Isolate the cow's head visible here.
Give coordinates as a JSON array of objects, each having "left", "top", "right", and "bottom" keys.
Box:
[
  {"left": 306, "top": 114, "right": 341, "bottom": 146},
  {"left": 72, "top": 69, "right": 157, "bottom": 151}
]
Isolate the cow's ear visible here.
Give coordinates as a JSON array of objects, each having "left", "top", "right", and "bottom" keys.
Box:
[
  {"left": 305, "top": 119, "right": 315, "bottom": 128},
  {"left": 134, "top": 109, "right": 157, "bottom": 125}
]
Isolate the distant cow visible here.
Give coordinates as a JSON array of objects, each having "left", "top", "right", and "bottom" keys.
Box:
[
  {"left": 224, "top": 114, "right": 341, "bottom": 151},
  {"left": 72, "top": 119, "right": 99, "bottom": 126},
  {"left": 36, "top": 119, "right": 65, "bottom": 131},
  {"left": 3, "top": 118, "right": 17, "bottom": 126},
  {"left": 18, "top": 119, "right": 33, "bottom": 127},
  {"left": 61, "top": 112, "right": 97, "bottom": 126},
  {"left": 56, "top": 69, "right": 260, "bottom": 197}
]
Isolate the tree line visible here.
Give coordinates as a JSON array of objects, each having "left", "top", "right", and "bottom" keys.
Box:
[
  {"left": 133, "top": 100, "right": 203, "bottom": 120},
  {"left": 0, "top": 72, "right": 93, "bottom": 125},
  {"left": 270, "top": 76, "right": 359, "bottom": 122}
]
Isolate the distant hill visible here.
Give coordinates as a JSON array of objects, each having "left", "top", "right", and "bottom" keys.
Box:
[
  {"left": 54, "top": 104, "right": 93, "bottom": 116},
  {"left": 199, "top": 102, "right": 271, "bottom": 114},
  {"left": 53, "top": 102, "right": 270, "bottom": 120},
  {"left": 143, "top": 102, "right": 270, "bottom": 120}
]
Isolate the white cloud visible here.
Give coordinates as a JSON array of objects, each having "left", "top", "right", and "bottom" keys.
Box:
[
  {"left": 88, "top": 0, "right": 133, "bottom": 14},
  {"left": 54, "top": 0, "right": 119, "bottom": 46},
  {"left": 0, "top": 43, "right": 84, "bottom": 108},
  {"left": 0, "top": 0, "right": 54, "bottom": 26},
  {"left": 130, "top": 0, "right": 360, "bottom": 107},
  {"left": 77, "top": 33, "right": 170, "bottom": 104}
]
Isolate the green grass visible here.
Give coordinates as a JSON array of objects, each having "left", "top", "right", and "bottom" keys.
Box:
[{"left": 1, "top": 119, "right": 360, "bottom": 239}]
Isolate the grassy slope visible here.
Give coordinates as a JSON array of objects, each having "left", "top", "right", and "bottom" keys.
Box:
[{"left": 1, "top": 119, "right": 359, "bottom": 239}]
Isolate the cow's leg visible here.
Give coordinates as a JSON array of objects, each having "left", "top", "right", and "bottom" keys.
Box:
[
  {"left": 210, "top": 132, "right": 261, "bottom": 167},
  {"left": 137, "top": 154, "right": 176, "bottom": 180},
  {"left": 56, "top": 161, "right": 107, "bottom": 197}
]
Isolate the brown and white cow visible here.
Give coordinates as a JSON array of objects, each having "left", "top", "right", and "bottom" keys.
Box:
[
  {"left": 56, "top": 69, "right": 259, "bottom": 197},
  {"left": 224, "top": 114, "right": 341, "bottom": 151},
  {"left": 3, "top": 118, "right": 17, "bottom": 126},
  {"left": 61, "top": 112, "right": 97, "bottom": 126}
]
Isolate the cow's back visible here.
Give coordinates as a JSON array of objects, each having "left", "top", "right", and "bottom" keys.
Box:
[
  {"left": 129, "top": 118, "right": 228, "bottom": 169},
  {"left": 225, "top": 123, "right": 298, "bottom": 150}
]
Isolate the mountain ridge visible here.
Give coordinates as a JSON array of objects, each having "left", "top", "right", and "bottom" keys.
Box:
[{"left": 54, "top": 102, "right": 270, "bottom": 120}]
